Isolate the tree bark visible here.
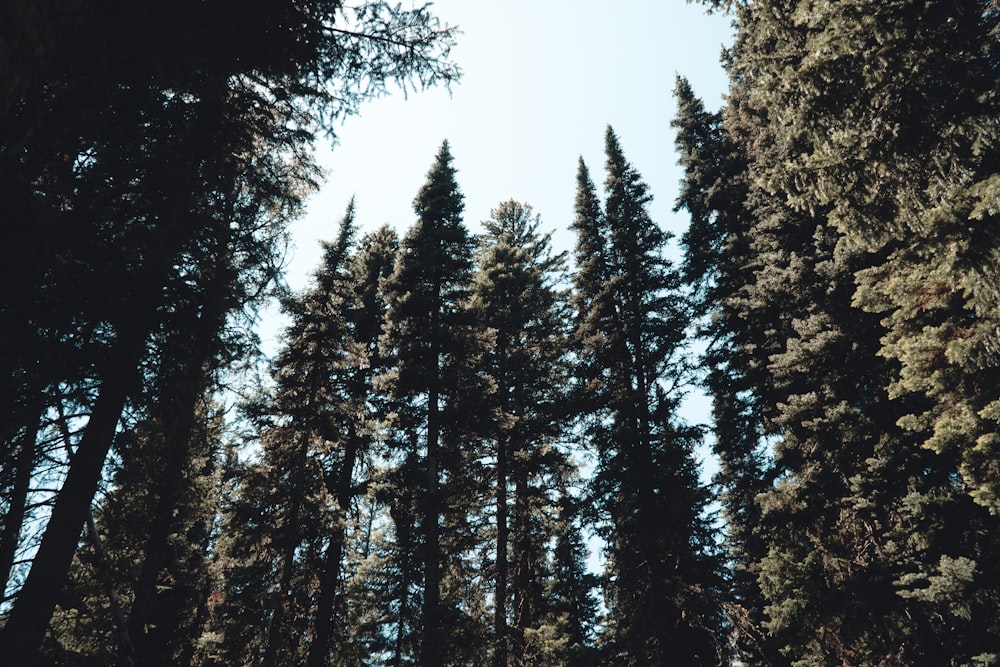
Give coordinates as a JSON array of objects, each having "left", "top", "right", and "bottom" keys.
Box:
[
  {"left": 421, "top": 298, "right": 442, "bottom": 667},
  {"left": 55, "top": 399, "right": 136, "bottom": 666},
  {"left": 493, "top": 336, "right": 510, "bottom": 667}
]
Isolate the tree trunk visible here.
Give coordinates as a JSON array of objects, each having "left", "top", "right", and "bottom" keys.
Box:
[
  {"left": 511, "top": 463, "right": 531, "bottom": 664},
  {"left": 126, "top": 266, "right": 229, "bottom": 667},
  {"left": 125, "top": 368, "right": 206, "bottom": 667},
  {"left": 55, "top": 399, "right": 136, "bottom": 666},
  {"left": 306, "top": 424, "right": 361, "bottom": 667},
  {"left": 261, "top": 424, "right": 312, "bottom": 667},
  {"left": 422, "top": 376, "right": 441, "bottom": 667},
  {"left": 0, "top": 415, "right": 39, "bottom": 597},
  {"left": 494, "top": 429, "right": 509, "bottom": 667},
  {"left": 0, "top": 329, "right": 145, "bottom": 665}
]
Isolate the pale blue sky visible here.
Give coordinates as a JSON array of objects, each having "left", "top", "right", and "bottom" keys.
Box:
[{"left": 281, "top": 1, "right": 734, "bottom": 291}]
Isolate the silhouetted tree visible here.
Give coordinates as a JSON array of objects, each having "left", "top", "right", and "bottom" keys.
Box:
[{"left": 572, "top": 128, "right": 725, "bottom": 666}]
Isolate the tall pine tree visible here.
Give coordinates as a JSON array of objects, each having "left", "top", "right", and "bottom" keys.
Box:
[
  {"left": 379, "top": 141, "right": 481, "bottom": 667},
  {"left": 572, "top": 127, "right": 725, "bottom": 666},
  {"left": 679, "top": 2, "right": 1000, "bottom": 662},
  {"left": 468, "top": 200, "right": 587, "bottom": 666}
]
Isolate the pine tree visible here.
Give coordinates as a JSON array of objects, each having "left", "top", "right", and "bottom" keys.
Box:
[
  {"left": 727, "top": 0, "right": 1000, "bottom": 516},
  {"left": 0, "top": 4, "right": 458, "bottom": 661},
  {"left": 679, "top": 2, "right": 1000, "bottom": 661},
  {"left": 213, "top": 203, "right": 400, "bottom": 667},
  {"left": 572, "top": 127, "right": 725, "bottom": 666},
  {"left": 673, "top": 75, "right": 782, "bottom": 667},
  {"left": 467, "top": 200, "right": 582, "bottom": 666},
  {"left": 539, "top": 471, "right": 599, "bottom": 667},
  {"left": 308, "top": 222, "right": 400, "bottom": 667},
  {"left": 380, "top": 141, "right": 480, "bottom": 667}
]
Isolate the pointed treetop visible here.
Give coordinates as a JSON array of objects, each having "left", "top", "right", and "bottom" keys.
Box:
[
  {"left": 603, "top": 125, "right": 650, "bottom": 204},
  {"left": 413, "top": 139, "right": 464, "bottom": 225},
  {"left": 326, "top": 197, "right": 358, "bottom": 266},
  {"left": 604, "top": 125, "right": 624, "bottom": 165},
  {"left": 312, "top": 197, "right": 358, "bottom": 295},
  {"left": 573, "top": 157, "right": 602, "bottom": 230},
  {"left": 572, "top": 156, "right": 606, "bottom": 269}
]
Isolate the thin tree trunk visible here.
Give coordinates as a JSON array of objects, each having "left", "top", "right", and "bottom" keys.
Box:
[
  {"left": 261, "top": 425, "right": 313, "bottom": 667},
  {"left": 306, "top": 424, "right": 362, "bottom": 667},
  {"left": 494, "top": 429, "right": 509, "bottom": 667},
  {"left": 392, "top": 502, "right": 414, "bottom": 667},
  {"left": 55, "top": 399, "right": 136, "bottom": 666},
  {"left": 422, "top": 376, "right": 441, "bottom": 667},
  {"left": 511, "top": 464, "right": 531, "bottom": 665},
  {"left": 0, "top": 329, "right": 145, "bottom": 665},
  {"left": 0, "top": 416, "right": 39, "bottom": 597},
  {"left": 493, "top": 337, "right": 510, "bottom": 667}
]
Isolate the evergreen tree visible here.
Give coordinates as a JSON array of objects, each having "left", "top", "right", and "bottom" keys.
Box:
[
  {"left": 679, "top": 3, "right": 1000, "bottom": 661},
  {"left": 380, "top": 141, "right": 480, "bottom": 667},
  {"left": 0, "top": 3, "right": 458, "bottom": 662},
  {"left": 572, "top": 127, "right": 725, "bottom": 666},
  {"left": 468, "top": 200, "right": 584, "bottom": 666},
  {"left": 216, "top": 205, "right": 358, "bottom": 666},
  {"left": 213, "top": 204, "right": 399, "bottom": 667},
  {"left": 673, "top": 75, "right": 783, "bottom": 667},
  {"left": 539, "top": 471, "right": 599, "bottom": 667},
  {"left": 308, "top": 222, "right": 399, "bottom": 667},
  {"left": 45, "top": 396, "right": 224, "bottom": 667},
  {"left": 727, "top": 0, "right": 1000, "bottom": 516}
]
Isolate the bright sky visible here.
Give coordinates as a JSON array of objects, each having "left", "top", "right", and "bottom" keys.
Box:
[
  {"left": 281, "top": 1, "right": 734, "bottom": 290},
  {"left": 261, "top": 2, "right": 734, "bottom": 445}
]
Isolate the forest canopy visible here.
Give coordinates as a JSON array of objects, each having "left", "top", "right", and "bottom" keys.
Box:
[{"left": 3, "top": 1, "right": 1000, "bottom": 667}]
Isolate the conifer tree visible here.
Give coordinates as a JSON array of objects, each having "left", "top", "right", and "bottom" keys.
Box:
[
  {"left": 572, "top": 127, "right": 725, "bottom": 666},
  {"left": 673, "top": 76, "right": 782, "bottom": 667},
  {"left": 468, "top": 200, "right": 583, "bottom": 666},
  {"left": 213, "top": 204, "right": 403, "bottom": 667},
  {"left": 679, "top": 3, "right": 1000, "bottom": 661},
  {"left": 308, "top": 222, "right": 400, "bottom": 667},
  {"left": 380, "top": 141, "right": 480, "bottom": 667},
  {"left": 214, "top": 204, "right": 359, "bottom": 666},
  {"left": 0, "top": 4, "right": 457, "bottom": 661},
  {"left": 541, "top": 471, "right": 599, "bottom": 667},
  {"left": 727, "top": 0, "right": 1000, "bottom": 516}
]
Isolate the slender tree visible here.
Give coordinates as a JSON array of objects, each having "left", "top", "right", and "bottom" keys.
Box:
[
  {"left": 468, "top": 200, "right": 581, "bottom": 666},
  {"left": 307, "top": 222, "right": 399, "bottom": 667},
  {"left": 673, "top": 76, "right": 785, "bottom": 666},
  {"left": 213, "top": 203, "right": 400, "bottom": 667},
  {"left": 380, "top": 141, "right": 479, "bottom": 667},
  {"left": 572, "top": 128, "right": 725, "bottom": 666}
]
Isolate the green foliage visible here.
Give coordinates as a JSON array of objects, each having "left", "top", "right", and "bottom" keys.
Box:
[
  {"left": 212, "top": 205, "right": 402, "bottom": 667},
  {"left": 573, "top": 127, "right": 725, "bottom": 666},
  {"left": 0, "top": 1, "right": 458, "bottom": 662},
  {"left": 675, "top": 1, "right": 1000, "bottom": 664},
  {"left": 379, "top": 141, "right": 485, "bottom": 666},
  {"left": 469, "top": 200, "right": 591, "bottom": 665}
]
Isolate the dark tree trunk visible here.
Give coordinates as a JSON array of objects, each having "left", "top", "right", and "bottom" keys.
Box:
[
  {"left": 493, "top": 430, "right": 509, "bottom": 667},
  {"left": 0, "top": 328, "right": 145, "bottom": 665},
  {"left": 422, "top": 376, "right": 441, "bottom": 667},
  {"left": 306, "top": 424, "right": 362, "bottom": 667},
  {"left": 55, "top": 400, "right": 136, "bottom": 666},
  {"left": 261, "top": 425, "right": 312, "bottom": 667},
  {"left": 0, "top": 415, "right": 40, "bottom": 597},
  {"left": 126, "top": 264, "right": 230, "bottom": 667}
]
